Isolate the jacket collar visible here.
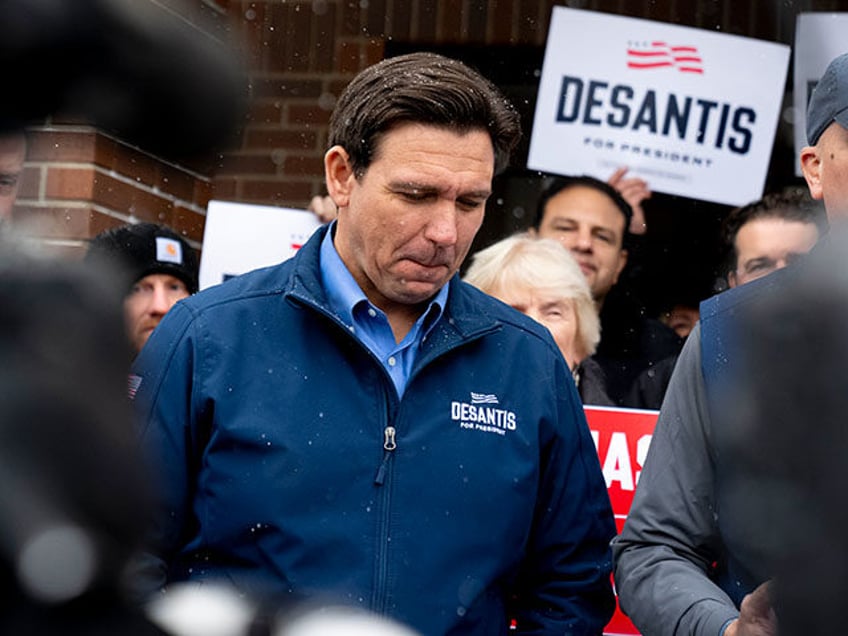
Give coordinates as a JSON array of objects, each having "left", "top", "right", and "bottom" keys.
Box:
[{"left": 285, "top": 223, "right": 499, "bottom": 343}]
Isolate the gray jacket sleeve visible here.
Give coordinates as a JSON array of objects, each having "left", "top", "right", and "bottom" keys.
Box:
[{"left": 611, "top": 324, "right": 739, "bottom": 636}]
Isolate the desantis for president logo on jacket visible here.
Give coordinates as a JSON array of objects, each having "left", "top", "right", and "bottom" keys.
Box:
[{"left": 451, "top": 392, "right": 517, "bottom": 437}]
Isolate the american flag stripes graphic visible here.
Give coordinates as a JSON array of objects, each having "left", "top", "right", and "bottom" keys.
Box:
[
  {"left": 626, "top": 41, "right": 704, "bottom": 74},
  {"left": 470, "top": 392, "right": 499, "bottom": 405},
  {"left": 127, "top": 374, "right": 142, "bottom": 400}
]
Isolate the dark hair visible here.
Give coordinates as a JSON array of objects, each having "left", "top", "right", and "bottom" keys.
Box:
[
  {"left": 532, "top": 175, "right": 633, "bottom": 239},
  {"left": 328, "top": 52, "right": 522, "bottom": 176},
  {"left": 721, "top": 188, "right": 828, "bottom": 276}
]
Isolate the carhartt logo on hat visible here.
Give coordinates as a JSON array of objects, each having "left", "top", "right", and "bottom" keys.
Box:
[{"left": 156, "top": 236, "right": 183, "bottom": 265}]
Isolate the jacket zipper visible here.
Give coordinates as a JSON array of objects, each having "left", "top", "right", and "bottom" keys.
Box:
[
  {"left": 374, "top": 425, "right": 396, "bottom": 485},
  {"left": 373, "top": 423, "right": 396, "bottom": 613},
  {"left": 292, "top": 299, "right": 401, "bottom": 484}
]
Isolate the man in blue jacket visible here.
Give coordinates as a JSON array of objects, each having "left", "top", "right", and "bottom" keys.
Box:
[{"left": 131, "top": 52, "right": 616, "bottom": 635}]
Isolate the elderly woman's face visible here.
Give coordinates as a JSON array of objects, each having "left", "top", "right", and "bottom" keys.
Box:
[{"left": 493, "top": 286, "right": 582, "bottom": 369}]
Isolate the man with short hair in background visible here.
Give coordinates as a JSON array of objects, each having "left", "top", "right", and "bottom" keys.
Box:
[
  {"left": 721, "top": 189, "right": 827, "bottom": 289},
  {"left": 531, "top": 174, "right": 682, "bottom": 407}
]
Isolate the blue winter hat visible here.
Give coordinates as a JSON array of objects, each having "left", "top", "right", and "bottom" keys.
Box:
[{"left": 806, "top": 52, "right": 848, "bottom": 146}]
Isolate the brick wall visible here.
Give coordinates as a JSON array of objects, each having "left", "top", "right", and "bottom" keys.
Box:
[
  {"left": 15, "top": 0, "right": 845, "bottom": 258},
  {"left": 14, "top": 125, "right": 212, "bottom": 259}
]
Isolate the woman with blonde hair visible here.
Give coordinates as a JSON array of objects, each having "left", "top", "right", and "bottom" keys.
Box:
[{"left": 465, "top": 233, "right": 613, "bottom": 406}]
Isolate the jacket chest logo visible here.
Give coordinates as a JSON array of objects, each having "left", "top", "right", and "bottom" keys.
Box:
[{"left": 451, "top": 392, "right": 517, "bottom": 437}]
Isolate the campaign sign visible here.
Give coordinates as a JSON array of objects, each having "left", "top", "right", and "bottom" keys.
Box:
[
  {"left": 585, "top": 405, "right": 659, "bottom": 636},
  {"left": 528, "top": 6, "right": 790, "bottom": 206},
  {"left": 198, "top": 200, "right": 322, "bottom": 290},
  {"left": 793, "top": 13, "right": 848, "bottom": 177}
]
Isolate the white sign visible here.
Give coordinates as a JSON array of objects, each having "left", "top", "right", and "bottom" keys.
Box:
[
  {"left": 527, "top": 6, "right": 790, "bottom": 207},
  {"left": 793, "top": 13, "right": 848, "bottom": 176},
  {"left": 199, "top": 200, "right": 322, "bottom": 290}
]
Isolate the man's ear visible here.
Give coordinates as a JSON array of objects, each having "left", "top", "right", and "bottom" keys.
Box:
[
  {"left": 324, "top": 145, "right": 355, "bottom": 208},
  {"left": 612, "top": 248, "right": 628, "bottom": 285},
  {"left": 800, "top": 145, "right": 824, "bottom": 201},
  {"left": 727, "top": 271, "right": 738, "bottom": 288}
]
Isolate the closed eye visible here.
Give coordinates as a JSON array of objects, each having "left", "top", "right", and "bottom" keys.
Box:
[
  {"left": 594, "top": 230, "right": 615, "bottom": 244},
  {"left": 456, "top": 197, "right": 487, "bottom": 211},
  {"left": 398, "top": 189, "right": 433, "bottom": 202}
]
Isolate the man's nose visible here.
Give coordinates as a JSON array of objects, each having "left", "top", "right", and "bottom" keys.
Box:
[
  {"left": 425, "top": 201, "right": 459, "bottom": 245},
  {"left": 572, "top": 227, "right": 593, "bottom": 251},
  {"left": 148, "top": 285, "right": 172, "bottom": 314}
]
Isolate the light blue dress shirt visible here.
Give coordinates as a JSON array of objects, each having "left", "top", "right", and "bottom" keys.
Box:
[{"left": 319, "top": 224, "right": 447, "bottom": 398}]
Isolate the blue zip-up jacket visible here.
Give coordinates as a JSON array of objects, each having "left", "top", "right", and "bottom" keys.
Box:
[{"left": 131, "top": 224, "right": 616, "bottom": 635}]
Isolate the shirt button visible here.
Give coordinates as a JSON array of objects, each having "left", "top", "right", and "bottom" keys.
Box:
[
  {"left": 387, "top": 356, "right": 397, "bottom": 367},
  {"left": 368, "top": 308, "right": 377, "bottom": 318}
]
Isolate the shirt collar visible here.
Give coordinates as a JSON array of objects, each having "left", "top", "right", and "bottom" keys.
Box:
[{"left": 319, "top": 222, "right": 449, "bottom": 335}]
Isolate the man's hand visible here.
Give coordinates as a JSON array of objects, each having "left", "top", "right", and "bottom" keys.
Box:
[
  {"left": 724, "top": 581, "right": 778, "bottom": 636},
  {"left": 308, "top": 195, "right": 338, "bottom": 224},
  {"left": 608, "top": 167, "right": 650, "bottom": 235}
]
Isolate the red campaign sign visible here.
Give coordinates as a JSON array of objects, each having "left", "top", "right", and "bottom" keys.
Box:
[{"left": 584, "top": 405, "right": 659, "bottom": 636}]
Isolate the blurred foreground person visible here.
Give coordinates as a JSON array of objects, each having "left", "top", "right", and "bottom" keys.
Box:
[
  {"left": 0, "top": 0, "right": 245, "bottom": 160},
  {"left": 85, "top": 223, "right": 198, "bottom": 356},
  {"left": 131, "top": 52, "right": 615, "bottom": 635},
  {"left": 0, "top": 247, "right": 358, "bottom": 636},
  {"left": 0, "top": 246, "right": 162, "bottom": 634},
  {"left": 464, "top": 233, "right": 613, "bottom": 406},
  {"left": 0, "top": 130, "right": 26, "bottom": 222},
  {"left": 613, "top": 51, "right": 848, "bottom": 636},
  {"left": 275, "top": 605, "right": 420, "bottom": 636},
  {"left": 146, "top": 584, "right": 422, "bottom": 636},
  {"left": 719, "top": 227, "right": 848, "bottom": 636}
]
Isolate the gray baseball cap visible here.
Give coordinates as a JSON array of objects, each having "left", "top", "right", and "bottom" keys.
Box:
[{"left": 807, "top": 52, "right": 848, "bottom": 146}]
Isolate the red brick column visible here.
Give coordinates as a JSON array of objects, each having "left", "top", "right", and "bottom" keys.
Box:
[{"left": 15, "top": 126, "right": 211, "bottom": 259}]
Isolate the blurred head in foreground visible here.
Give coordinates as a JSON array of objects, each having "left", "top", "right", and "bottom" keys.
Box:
[
  {"left": 720, "top": 227, "right": 848, "bottom": 635},
  {"left": 0, "top": 246, "right": 154, "bottom": 631}
]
